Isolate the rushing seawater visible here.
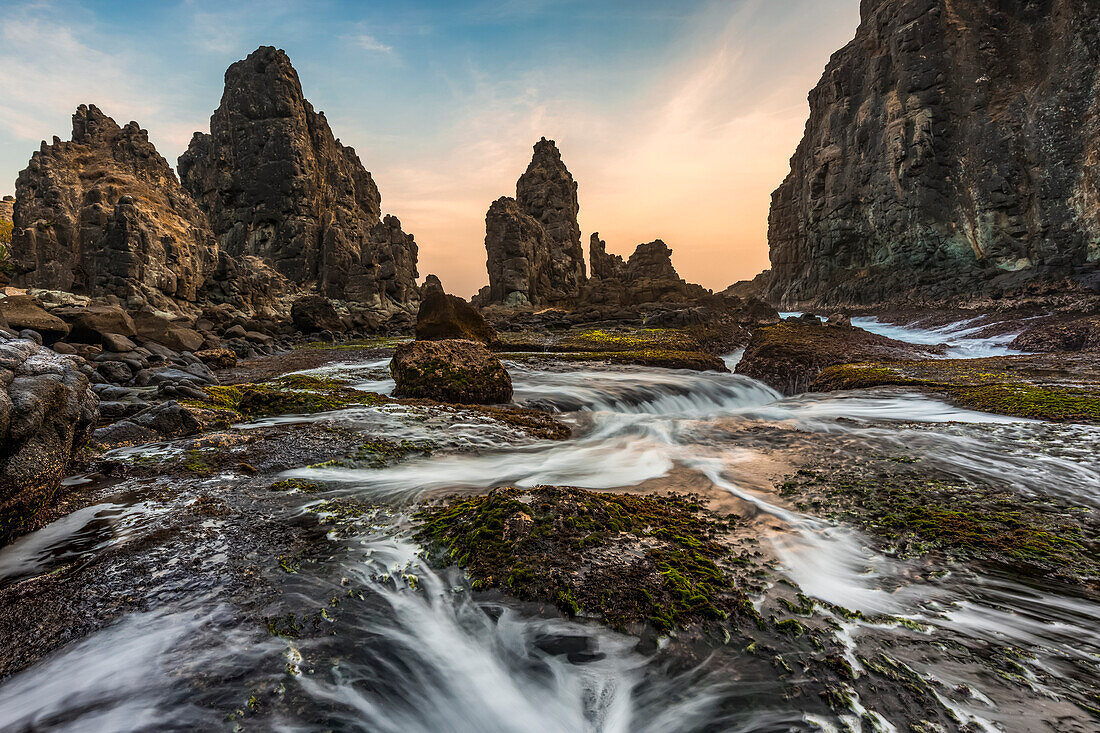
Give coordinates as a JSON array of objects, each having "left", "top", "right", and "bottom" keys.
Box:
[{"left": 0, "top": 321, "right": 1096, "bottom": 732}]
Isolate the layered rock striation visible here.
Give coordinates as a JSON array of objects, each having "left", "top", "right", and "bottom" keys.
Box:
[
  {"left": 179, "top": 46, "right": 419, "bottom": 309},
  {"left": 768, "top": 0, "right": 1100, "bottom": 308},
  {"left": 10, "top": 105, "right": 220, "bottom": 307}
]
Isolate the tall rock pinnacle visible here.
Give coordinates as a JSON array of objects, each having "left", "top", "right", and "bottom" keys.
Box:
[
  {"left": 179, "top": 46, "right": 418, "bottom": 308},
  {"left": 482, "top": 138, "right": 586, "bottom": 306}
]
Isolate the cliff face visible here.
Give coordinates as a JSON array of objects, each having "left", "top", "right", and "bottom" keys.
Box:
[
  {"left": 768, "top": 0, "right": 1100, "bottom": 307},
  {"left": 11, "top": 105, "right": 219, "bottom": 306},
  {"left": 179, "top": 46, "right": 418, "bottom": 308},
  {"left": 483, "top": 138, "right": 585, "bottom": 305}
]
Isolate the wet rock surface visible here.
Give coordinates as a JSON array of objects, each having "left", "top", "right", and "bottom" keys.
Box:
[
  {"left": 736, "top": 318, "right": 940, "bottom": 394},
  {"left": 767, "top": 0, "right": 1100, "bottom": 308},
  {"left": 0, "top": 333, "right": 99, "bottom": 544},
  {"left": 391, "top": 339, "right": 513, "bottom": 404}
]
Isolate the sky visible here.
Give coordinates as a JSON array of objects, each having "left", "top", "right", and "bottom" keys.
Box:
[{"left": 0, "top": 0, "right": 861, "bottom": 298}]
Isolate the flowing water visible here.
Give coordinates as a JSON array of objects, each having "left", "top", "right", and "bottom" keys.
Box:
[{"left": 0, "top": 323, "right": 1096, "bottom": 732}]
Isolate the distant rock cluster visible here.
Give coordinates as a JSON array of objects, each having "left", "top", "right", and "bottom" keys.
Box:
[
  {"left": 480, "top": 138, "right": 710, "bottom": 309},
  {"left": 767, "top": 0, "right": 1100, "bottom": 307}
]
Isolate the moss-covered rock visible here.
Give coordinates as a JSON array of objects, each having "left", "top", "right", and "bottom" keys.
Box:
[
  {"left": 812, "top": 353, "right": 1100, "bottom": 422},
  {"left": 735, "top": 321, "right": 940, "bottom": 394},
  {"left": 190, "top": 373, "right": 381, "bottom": 418},
  {"left": 499, "top": 326, "right": 728, "bottom": 372},
  {"left": 390, "top": 339, "right": 513, "bottom": 404},
  {"left": 416, "top": 486, "right": 758, "bottom": 631}
]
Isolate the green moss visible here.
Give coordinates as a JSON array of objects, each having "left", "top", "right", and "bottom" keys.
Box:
[
  {"left": 415, "top": 486, "right": 749, "bottom": 631},
  {"left": 180, "top": 450, "right": 215, "bottom": 476},
  {"left": 270, "top": 479, "right": 320, "bottom": 493},
  {"left": 814, "top": 359, "right": 1100, "bottom": 423},
  {"left": 196, "top": 379, "right": 380, "bottom": 418},
  {"left": 294, "top": 337, "right": 409, "bottom": 351}
]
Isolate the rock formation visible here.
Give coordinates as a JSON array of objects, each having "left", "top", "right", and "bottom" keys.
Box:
[
  {"left": 767, "top": 0, "right": 1100, "bottom": 308},
  {"left": 415, "top": 275, "right": 496, "bottom": 344},
  {"left": 10, "top": 105, "right": 220, "bottom": 307},
  {"left": 0, "top": 333, "right": 99, "bottom": 546},
  {"left": 390, "top": 339, "right": 513, "bottom": 404},
  {"left": 582, "top": 235, "right": 708, "bottom": 306},
  {"left": 179, "top": 46, "right": 419, "bottom": 309},
  {"left": 483, "top": 139, "right": 585, "bottom": 305}
]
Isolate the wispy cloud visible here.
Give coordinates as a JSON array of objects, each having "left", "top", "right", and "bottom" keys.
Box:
[{"left": 352, "top": 33, "right": 393, "bottom": 54}]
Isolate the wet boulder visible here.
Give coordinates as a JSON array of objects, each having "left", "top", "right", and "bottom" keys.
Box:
[
  {"left": 736, "top": 321, "right": 941, "bottom": 394},
  {"left": 415, "top": 275, "right": 497, "bottom": 344},
  {"left": 0, "top": 332, "right": 99, "bottom": 545},
  {"left": 291, "top": 295, "right": 346, "bottom": 334},
  {"left": 390, "top": 339, "right": 513, "bottom": 404}
]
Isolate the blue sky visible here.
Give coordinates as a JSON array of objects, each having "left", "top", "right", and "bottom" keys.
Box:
[{"left": 0, "top": 0, "right": 860, "bottom": 296}]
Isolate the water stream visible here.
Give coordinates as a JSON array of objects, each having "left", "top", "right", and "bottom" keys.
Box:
[{"left": 0, "top": 321, "right": 1095, "bottom": 731}]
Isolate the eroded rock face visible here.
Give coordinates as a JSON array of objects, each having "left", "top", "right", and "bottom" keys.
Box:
[
  {"left": 390, "top": 339, "right": 512, "bottom": 404},
  {"left": 10, "top": 105, "right": 219, "bottom": 307},
  {"left": 0, "top": 333, "right": 99, "bottom": 545},
  {"left": 179, "top": 46, "right": 418, "bottom": 308},
  {"left": 767, "top": 0, "right": 1100, "bottom": 308},
  {"left": 483, "top": 139, "right": 585, "bottom": 305}
]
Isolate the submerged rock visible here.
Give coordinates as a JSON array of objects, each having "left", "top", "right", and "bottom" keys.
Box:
[
  {"left": 390, "top": 339, "right": 512, "bottom": 404},
  {"left": 0, "top": 333, "right": 99, "bottom": 545}
]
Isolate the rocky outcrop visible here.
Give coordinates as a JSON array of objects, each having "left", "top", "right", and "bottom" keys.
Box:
[
  {"left": 1011, "top": 315, "right": 1100, "bottom": 353},
  {"left": 767, "top": 0, "right": 1100, "bottom": 308},
  {"left": 10, "top": 105, "right": 220, "bottom": 308},
  {"left": 0, "top": 333, "right": 99, "bottom": 545},
  {"left": 516, "top": 138, "right": 586, "bottom": 296},
  {"left": 582, "top": 236, "right": 709, "bottom": 306},
  {"left": 179, "top": 46, "right": 418, "bottom": 309},
  {"left": 483, "top": 139, "right": 585, "bottom": 306},
  {"left": 736, "top": 318, "right": 941, "bottom": 394},
  {"left": 390, "top": 339, "right": 513, "bottom": 404},
  {"left": 483, "top": 197, "right": 551, "bottom": 306},
  {"left": 0, "top": 295, "right": 71, "bottom": 342},
  {"left": 415, "top": 275, "right": 496, "bottom": 344}
]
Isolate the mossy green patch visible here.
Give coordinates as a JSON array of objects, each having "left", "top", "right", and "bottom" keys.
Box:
[
  {"left": 415, "top": 486, "right": 758, "bottom": 631},
  {"left": 193, "top": 378, "right": 381, "bottom": 418}
]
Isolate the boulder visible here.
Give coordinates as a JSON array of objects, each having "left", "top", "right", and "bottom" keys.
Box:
[
  {"left": 133, "top": 312, "right": 204, "bottom": 352},
  {"left": 101, "top": 333, "right": 137, "bottom": 353},
  {"left": 735, "top": 321, "right": 941, "bottom": 394},
  {"left": 390, "top": 339, "right": 513, "bottom": 404},
  {"left": 0, "top": 295, "right": 70, "bottom": 341},
  {"left": 57, "top": 305, "right": 137, "bottom": 344},
  {"left": 0, "top": 333, "right": 99, "bottom": 545},
  {"left": 291, "top": 295, "right": 345, "bottom": 334},
  {"left": 415, "top": 275, "right": 496, "bottom": 344},
  {"left": 194, "top": 348, "right": 237, "bottom": 369}
]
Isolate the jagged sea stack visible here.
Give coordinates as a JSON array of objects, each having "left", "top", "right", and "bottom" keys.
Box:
[
  {"left": 767, "top": 0, "right": 1100, "bottom": 307},
  {"left": 179, "top": 46, "right": 419, "bottom": 309},
  {"left": 10, "top": 105, "right": 219, "bottom": 306},
  {"left": 483, "top": 138, "right": 586, "bottom": 306}
]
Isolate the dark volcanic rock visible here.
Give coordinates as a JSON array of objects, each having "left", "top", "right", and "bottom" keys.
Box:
[
  {"left": 0, "top": 333, "right": 99, "bottom": 545},
  {"left": 736, "top": 320, "right": 940, "bottom": 394},
  {"left": 767, "top": 0, "right": 1100, "bottom": 308},
  {"left": 291, "top": 295, "right": 345, "bottom": 334},
  {"left": 415, "top": 275, "right": 496, "bottom": 344},
  {"left": 390, "top": 339, "right": 513, "bottom": 404},
  {"left": 10, "top": 105, "right": 220, "bottom": 307},
  {"left": 483, "top": 139, "right": 585, "bottom": 306},
  {"left": 179, "top": 46, "right": 418, "bottom": 309}
]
